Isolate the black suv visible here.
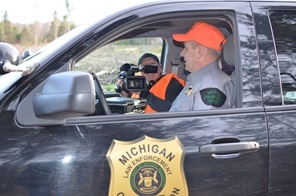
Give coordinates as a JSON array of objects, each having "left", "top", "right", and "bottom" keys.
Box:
[{"left": 1, "top": 1, "right": 296, "bottom": 195}]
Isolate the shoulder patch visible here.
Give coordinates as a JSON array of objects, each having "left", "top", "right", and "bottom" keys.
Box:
[{"left": 200, "top": 88, "right": 226, "bottom": 107}]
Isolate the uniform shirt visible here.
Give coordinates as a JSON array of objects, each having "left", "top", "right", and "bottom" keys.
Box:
[{"left": 169, "top": 61, "right": 235, "bottom": 111}]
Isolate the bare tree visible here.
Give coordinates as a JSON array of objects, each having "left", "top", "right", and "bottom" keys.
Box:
[
  {"left": 65, "top": 0, "right": 73, "bottom": 31},
  {"left": 0, "top": 11, "right": 10, "bottom": 42},
  {"left": 33, "top": 21, "right": 42, "bottom": 44},
  {"left": 32, "top": 2, "right": 41, "bottom": 44}
]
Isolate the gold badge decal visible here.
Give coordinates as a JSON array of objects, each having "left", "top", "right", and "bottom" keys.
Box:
[{"left": 106, "top": 135, "right": 188, "bottom": 196}]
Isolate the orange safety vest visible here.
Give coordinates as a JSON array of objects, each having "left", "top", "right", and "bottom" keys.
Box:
[{"left": 145, "top": 73, "right": 185, "bottom": 113}]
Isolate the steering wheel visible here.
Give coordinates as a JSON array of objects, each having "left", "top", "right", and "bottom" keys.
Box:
[{"left": 89, "top": 72, "right": 112, "bottom": 115}]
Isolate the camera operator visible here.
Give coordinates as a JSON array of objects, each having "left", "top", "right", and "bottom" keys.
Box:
[{"left": 115, "top": 53, "right": 185, "bottom": 113}]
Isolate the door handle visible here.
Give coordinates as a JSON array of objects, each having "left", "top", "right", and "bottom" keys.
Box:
[{"left": 199, "top": 141, "right": 259, "bottom": 156}]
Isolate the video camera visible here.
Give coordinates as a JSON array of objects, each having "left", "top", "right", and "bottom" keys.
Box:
[{"left": 115, "top": 63, "right": 158, "bottom": 92}]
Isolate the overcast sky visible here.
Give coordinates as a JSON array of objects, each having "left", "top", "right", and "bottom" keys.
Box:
[{"left": 0, "top": 0, "right": 160, "bottom": 25}]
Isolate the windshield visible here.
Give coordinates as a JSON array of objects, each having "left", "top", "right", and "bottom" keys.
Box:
[
  {"left": 22, "top": 23, "right": 93, "bottom": 65},
  {"left": 0, "top": 23, "right": 94, "bottom": 102},
  {"left": 0, "top": 3, "right": 147, "bottom": 102}
]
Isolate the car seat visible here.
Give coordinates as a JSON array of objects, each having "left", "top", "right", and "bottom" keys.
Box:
[{"left": 221, "top": 34, "right": 235, "bottom": 76}]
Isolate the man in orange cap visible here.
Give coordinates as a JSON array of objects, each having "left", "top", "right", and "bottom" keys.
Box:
[{"left": 169, "top": 22, "right": 235, "bottom": 111}]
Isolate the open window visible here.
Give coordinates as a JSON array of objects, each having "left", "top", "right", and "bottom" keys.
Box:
[
  {"left": 74, "top": 37, "right": 164, "bottom": 114},
  {"left": 16, "top": 10, "right": 237, "bottom": 127},
  {"left": 75, "top": 37, "right": 164, "bottom": 93},
  {"left": 73, "top": 16, "right": 235, "bottom": 115}
]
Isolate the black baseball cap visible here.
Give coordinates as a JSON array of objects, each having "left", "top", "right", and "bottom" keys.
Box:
[{"left": 138, "top": 53, "right": 160, "bottom": 66}]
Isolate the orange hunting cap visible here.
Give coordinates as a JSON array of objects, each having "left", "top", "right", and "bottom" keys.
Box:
[{"left": 173, "top": 22, "right": 226, "bottom": 51}]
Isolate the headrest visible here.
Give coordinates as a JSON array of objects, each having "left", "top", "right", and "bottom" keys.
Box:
[{"left": 222, "top": 34, "right": 234, "bottom": 66}]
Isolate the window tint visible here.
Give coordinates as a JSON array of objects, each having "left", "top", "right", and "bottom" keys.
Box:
[
  {"left": 270, "top": 10, "right": 296, "bottom": 105},
  {"left": 75, "top": 38, "right": 163, "bottom": 92}
]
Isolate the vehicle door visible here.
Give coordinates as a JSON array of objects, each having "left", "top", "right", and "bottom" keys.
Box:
[
  {"left": 0, "top": 2, "right": 268, "bottom": 195},
  {"left": 252, "top": 2, "right": 296, "bottom": 195}
]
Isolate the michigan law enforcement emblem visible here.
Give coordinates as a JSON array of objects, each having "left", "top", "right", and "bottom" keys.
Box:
[{"left": 106, "top": 135, "right": 188, "bottom": 196}]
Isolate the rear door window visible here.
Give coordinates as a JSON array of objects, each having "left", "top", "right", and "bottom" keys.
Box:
[{"left": 269, "top": 10, "right": 296, "bottom": 104}]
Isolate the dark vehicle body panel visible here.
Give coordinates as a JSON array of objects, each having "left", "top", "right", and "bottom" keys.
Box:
[{"left": 252, "top": 2, "right": 296, "bottom": 194}]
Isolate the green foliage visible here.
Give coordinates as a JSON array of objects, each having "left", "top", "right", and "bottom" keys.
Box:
[
  {"left": 19, "top": 27, "right": 29, "bottom": 44},
  {"left": 58, "top": 20, "right": 68, "bottom": 37},
  {"left": 105, "top": 84, "right": 115, "bottom": 92}
]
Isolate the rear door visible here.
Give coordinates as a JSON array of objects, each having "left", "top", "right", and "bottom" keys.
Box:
[
  {"left": 1, "top": 2, "right": 268, "bottom": 195},
  {"left": 252, "top": 2, "right": 296, "bottom": 195}
]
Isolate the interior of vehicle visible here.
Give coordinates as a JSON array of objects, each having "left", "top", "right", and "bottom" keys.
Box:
[{"left": 74, "top": 17, "right": 235, "bottom": 115}]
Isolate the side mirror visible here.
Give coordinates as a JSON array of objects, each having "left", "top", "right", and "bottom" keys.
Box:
[
  {"left": 22, "top": 49, "right": 33, "bottom": 60},
  {"left": 33, "top": 71, "right": 96, "bottom": 119}
]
